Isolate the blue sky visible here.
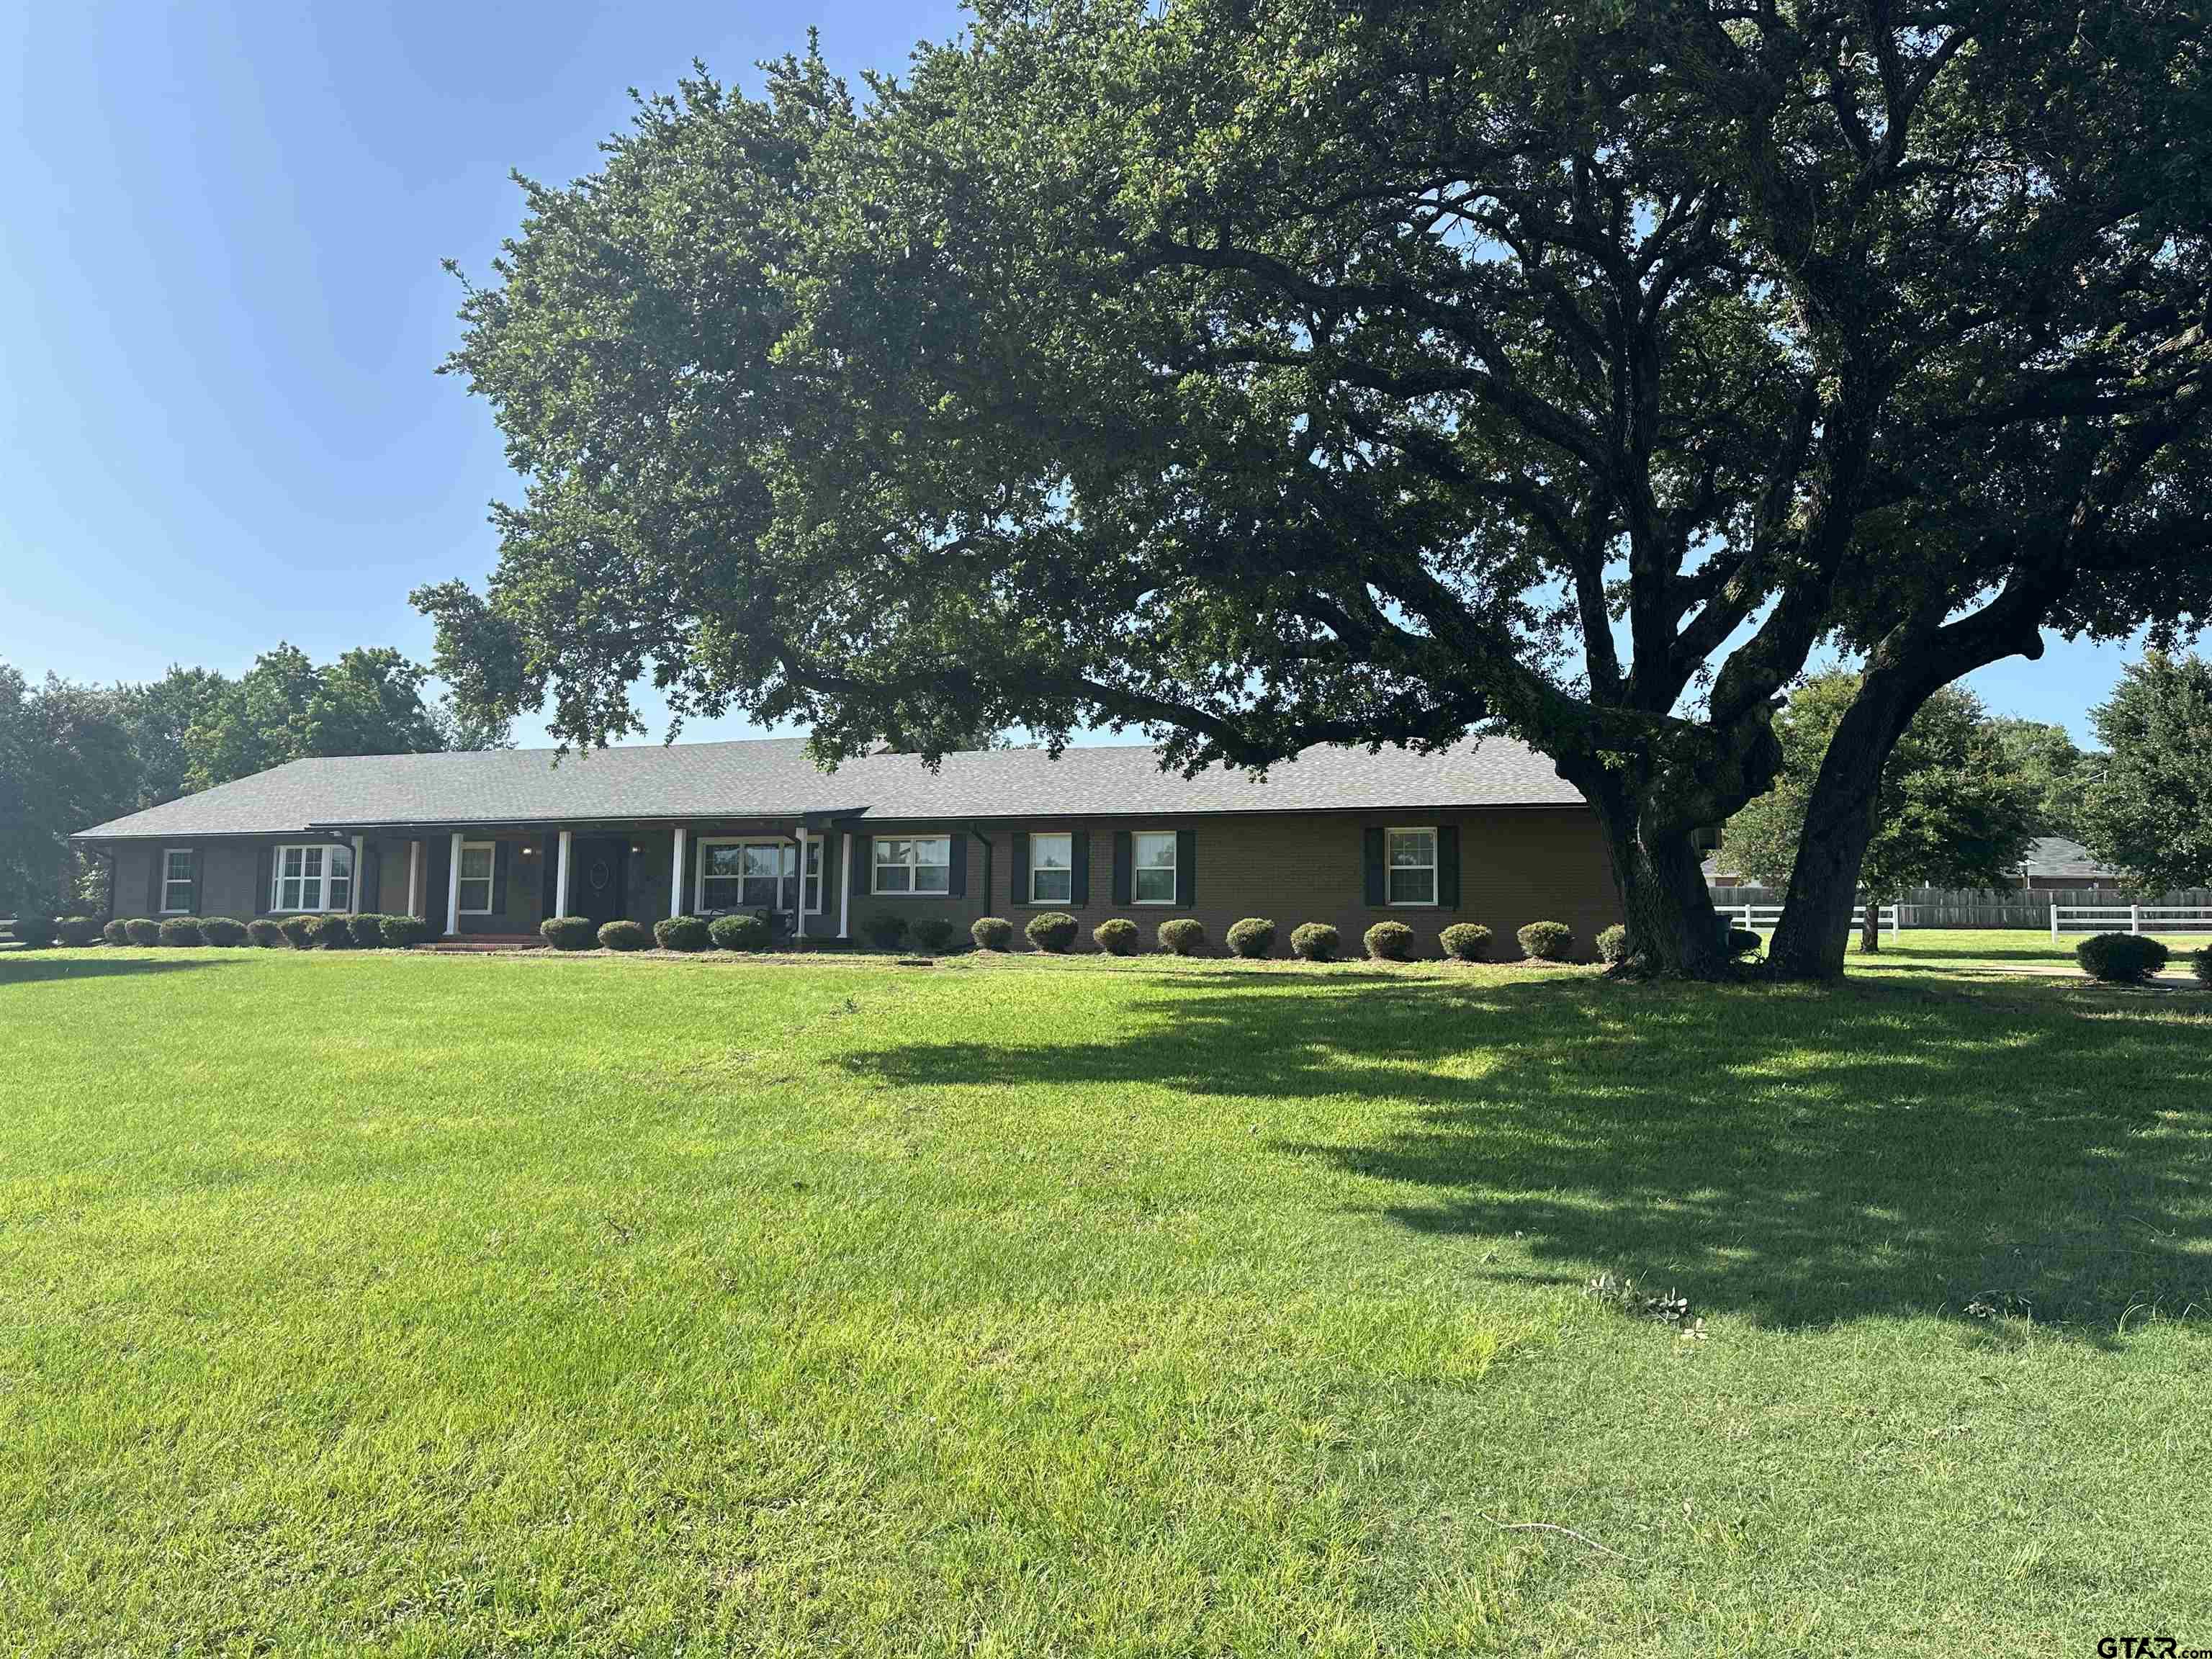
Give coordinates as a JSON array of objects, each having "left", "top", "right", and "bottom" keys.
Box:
[{"left": 0, "top": 2, "right": 2153, "bottom": 749}]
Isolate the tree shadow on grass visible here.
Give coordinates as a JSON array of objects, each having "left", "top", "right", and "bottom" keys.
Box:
[
  {"left": 0, "top": 955, "right": 241, "bottom": 988},
  {"left": 842, "top": 973, "right": 2212, "bottom": 1339}
]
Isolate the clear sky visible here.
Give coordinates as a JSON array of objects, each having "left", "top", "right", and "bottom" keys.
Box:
[{"left": 0, "top": 2, "right": 2156, "bottom": 749}]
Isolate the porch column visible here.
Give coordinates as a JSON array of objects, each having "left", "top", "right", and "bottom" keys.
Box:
[
  {"left": 407, "top": 839, "right": 423, "bottom": 921},
  {"left": 838, "top": 830, "right": 853, "bottom": 940},
  {"left": 793, "top": 824, "right": 807, "bottom": 940},
  {"left": 670, "top": 826, "right": 688, "bottom": 919},
  {"left": 446, "top": 831, "right": 462, "bottom": 936},
  {"left": 349, "top": 835, "right": 365, "bottom": 914},
  {"left": 556, "top": 829, "right": 573, "bottom": 919}
]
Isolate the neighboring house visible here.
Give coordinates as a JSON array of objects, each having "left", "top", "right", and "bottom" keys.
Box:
[
  {"left": 2017, "top": 836, "right": 2124, "bottom": 891},
  {"left": 69, "top": 735, "right": 1622, "bottom": 953}
]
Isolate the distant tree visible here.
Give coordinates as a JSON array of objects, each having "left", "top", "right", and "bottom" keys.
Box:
[
  {"left": 183, "top": 644, "right": 448, "bottom": 789},
  {"left": 114, "top": 665, "right": 230, "bottom": 807},
  {"left": 0, "top": 665, "right": 139, "bottom": 916},
  {"left": 1727, "top": 674, "right": 2036, "bottom": 953},
  {"left": 2078, "top": 654, "right": 2212, "bottom": 893},
  {"left": 428, "top": 696, "right": 517, "bottom": 753},
  {"left": 1987, "top": 719, "right": 2095, "bottom": 842}
]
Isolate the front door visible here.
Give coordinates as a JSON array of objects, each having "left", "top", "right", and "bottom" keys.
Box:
[{"left": 570, "top": 837, "right": 627, "bottom": 927}]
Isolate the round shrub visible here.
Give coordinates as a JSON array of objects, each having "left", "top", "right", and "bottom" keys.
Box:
[
  {"left": 1226, "top": 917, "right": 1275, "bottom": 959},
  {"left": 1725, "top": 927, "right": 1763, "bottom": 960},
  {"left": 1517, "top": 920, "right": 1574, "bottom": 962},
  {"left": 910, "top": 916, "right": 961, "bottom": 954},
  {"left": 54, "top": 917, "right": 102, "bottom": 948},
  {"left": 541, "top": 915, "right": 601, "bottom": 951},
  {"left": 1363, "top": 920, "right": 1416, "bottom": 961},
  {"left": 1025, "top": 911, "right": 1079, "bottom": 953},
  {"left": 1094, "top": 917, "right": 1141, "bottom": 956},
  {"left": 380, "top": 915, "right": 433, "bottom": 948},
  {"left": 2194, "top": 945, "right": 2212, "bottom": 989},
  {"left": 101, "top": 919, "right": 130, "bottom": 947},
  {"left": 246, "top": 918, "right": 284, "bottom": 947},
  {"left": 12, "top": 917, "right": 57, "bottom": 949},
  {"left": 971, "top": 915, "right": 1014, "bottom": 951},
  {"left": 346, "top": 912, "right": 389, "bottom": 948},
  {"left": 1290, "top": 922, "right": 1340, "bottom": 962},
  {"left": 308, "top": 914, "right": 353, "bottom": 949},
  {"left": 157, "top": 917, "right": 203, "bottom": 947},
  {"left": 1439, "top": 922, "right": 1493, "bottom": 962},
  {"left": 1596, "top": 923, "right": 1629, "bottom": 963},
  {"left": 654, "top": 914, "right": 711, "bottom": 952},
  {"left": 123, "top": 919, "right": 162, "bottom": 946},
  {"left": 199, "top": 917, "right": 248, "bottom": 947},
  {"left": 2075, "top": 932, "right": 2169, "bottom": 985},
  {"left": 598, "top": 920, "right": 652, "bottom": 952},
  {"left": 709, "top": 912, "right": 770, "bottom": 952},
  {"left": 278, "top": 914, "right": 319, "bottom": 948},
  {"left": 863, "top": 911, "right": 909, "bottom": 950},
  {"left": 1157, "top": 917, "right": 1207, "bottom": 956}
]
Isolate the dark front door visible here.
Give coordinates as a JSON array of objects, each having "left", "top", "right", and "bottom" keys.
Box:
[{"left": 570, "top": 837, "right": 628, "bottom": 927}]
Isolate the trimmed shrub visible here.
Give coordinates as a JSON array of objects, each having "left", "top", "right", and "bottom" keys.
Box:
[
  {"left": 344, "top": 912, "right": 387, "bottom": 948},
  {"left": 308, "top": 914, "right": 353, "bottom": 949},
  {"left": 380, "top": 915, "right": 433, "bottom": 948},
  {"left": 910, "top": 916, "right": 961, "bottom": 954},
  {"left": 1439, "top": 922, "right": 1493, "bottom": 962},
  {"left": 1596, "top": 923, "right": 1629, "bottom": 963},
  {"left": 1364, "top": 920, "right": 1416, "bottom": 961},
  {"left": 654, "top": 915, "right": 711, "bottom": 953},
  {"left": 2193, "top": 945, "right": 2212, "bottom": 989},
  {"left": 1226, "top": 917, "right": 1275, "bottom": 959},
  {"left": 243, "top": 919, "right": 283, "bottom": 948},
  {"left": 124, "top": 918, "right": 162, "bottom": 946},
  {"left": 863, "top": 911, "right": 909, "bottom": 950},
  {"left": 199, "top": 917, "right": 248, "bottom": 947},
  {"left": 1725, "top": 927, "right": 1763, "bottom": 960},
  {"left": 278, "top": 914, "right": 319, "bottom": 948},
  {"left": 1025, "top": 911, "right": 1080, "bottom": 953},
  {"left": 1094, "top": 917, "right": 1141, "bottom": 956},
  {"left": 101, "top": 919, "right": 130, "bottom": 947},
  {"left": 12, "top": 917, "right": 57, "bottom": 949},
  {"left": 2076, "top": 932, "right": 2169, "bottom": 985},
  {"left": 1517, "top": 920, "right": 1574, "bottom": 962},
  {"left": 1290, "top": 922, "right": 1340, "bottom": 962},
  {"left": 1157, "top": 917, "right": 1207, "bottom": 956},
  {"left": 157, "top": 917, "right": 203, "bottom": 947},
  {"left": 971, "top": 915, "right": 1014, "bottom": 951},
  {"left": 54, "top": 916, "right": 102, "bottom": 948},
  {"left": 598, "top": 920, "right": 652, "bottom": 952},
  {"left": 541, "top": 915, "right": 601, "bottom": 951},
  {"left": 709, "top": 912, "right": 770, "bottom": 952}
]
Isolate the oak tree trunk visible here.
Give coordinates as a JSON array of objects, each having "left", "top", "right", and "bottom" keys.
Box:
[{"left": 1585, "top": 779, "right": 1732, "bottom": 979}]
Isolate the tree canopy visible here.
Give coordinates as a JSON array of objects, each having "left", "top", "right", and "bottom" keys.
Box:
[
  {"left": 178, "top": 644, "right": 468, "bottom": 792},
  {"left": 423, "top": 1, "right": 2212, "bottom": 977},
  {"left": 2078, "top": 653, "right": 2212, "bottom": 892},
  {"left": 1988, "top": 717, "right": 2095, "bottom": 843},
  {"left": 0, "top": 667, "right": 138, "bottom": 916}
]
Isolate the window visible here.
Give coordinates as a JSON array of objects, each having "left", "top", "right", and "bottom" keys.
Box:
[
  {"left": 803, "top": 838, "right": 822, "bottom": 913},
  {"left": 874, "top": 835, "right": 951, "bottom": 896},
  {"left": 1028, "top": 832, "right": 1073, "bottom": 904},
  {"left": 1387, "top": 827, "right": 1437, "bottom": 906},
  {"left": 698, "top": 839, "right": 823, "bottom": 914},
  {"left": 457, "top": 842, "right": 495, "bottom": 915},
  {"left": 161, "top": 849, "right": 194, "bottom": 913},
  {"left": 271, "top": 842, "right": 354, "bottom": 912},
  {"left": 1132, "top": 832, "right": 1177, "bottom": 905}
]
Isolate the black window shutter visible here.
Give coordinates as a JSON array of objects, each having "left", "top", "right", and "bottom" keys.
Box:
[
  {"left": 539, "top": 835, "right": 559, "bottom": 916},
  {"left": 145, "top": 850, "right": 161, "bottom": 916},
  {"left": 255, "top": 847, "right": 273, "bottom": 916},
  {"left": 1437, "top": 825, "right": 1461, "bottom": 909},
  {"left": 188, "top": 848, "right": 202, "bottom": 915},
  {"left": 1010, "top": 831, "right": 1029, "bottom": 902},
  {"left": 948, "top": 832, "right": 968, "bottom": 898},
  {"left": 684, "top": 831, "right": 701, "bottom": 915},
  {"left": 1070, "top": 830, "right": 1090, "bottom": 907},
  {"left": 850, "top": 835, "right": 872, "bottom": 896},
  {"left": 1112, "top": 831, "right": 1132, "bottom": 907},
  {"left": 1363, "top": 827, "right": 1386, "bottom": 905},
  {"left": 1176, "top": 829, "right": 1196, "bottom": 907},
  {"left": 492, "top": 840, "right": 510, "bottom": 914}
]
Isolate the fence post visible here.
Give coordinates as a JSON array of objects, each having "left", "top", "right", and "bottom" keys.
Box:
[
  {"left": 2050, "top": 904, "right": 2059, "bottom": 943},
  {"left": 2131, "top": 904, "right": 2141, "bottom": 935}
]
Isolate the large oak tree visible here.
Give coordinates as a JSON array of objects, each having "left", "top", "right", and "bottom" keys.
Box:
[{"left": 422, "top": 0, "right": 2212, "bottom": 978}]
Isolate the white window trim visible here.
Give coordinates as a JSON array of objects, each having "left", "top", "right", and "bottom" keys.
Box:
[
  {"left": 160, "top": 848, "right": 194, "bottom": 914},
  {"left": 269, "top": 842, "right": 354, "bottom": 914},
  {"left": 1027, "top": 831, "right": 1074, "bottom": 906},
  {"left": 1130, "top": 830, "right": 1177, "bottom": 907},
  {"left": 457, "top": 841, "right": 496, "bottom": 916},
  {"left": 872, "top": 835, "right": 953, "bottom": 899},
  {"left": 696, "top": 837, "right": 824, "bottom": 914},
  {"left": 1385, "top": 825, "right": 1439, "bottom": 908}
]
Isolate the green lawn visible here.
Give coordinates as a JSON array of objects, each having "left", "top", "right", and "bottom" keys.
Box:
[{"left": 4, "top": 945, "right": 2209, "bottom": 1655}]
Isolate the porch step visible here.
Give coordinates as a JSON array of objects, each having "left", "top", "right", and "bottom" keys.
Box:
[{"left": 424, "top": 935, "right": 547, "bottom": 953}]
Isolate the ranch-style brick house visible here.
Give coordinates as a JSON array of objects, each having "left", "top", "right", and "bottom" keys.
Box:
[{"left": 71, "top": 735, "right": 1623, "bottom": 955}]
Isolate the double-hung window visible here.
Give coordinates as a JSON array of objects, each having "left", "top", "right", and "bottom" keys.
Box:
[
  {"left": 161, "top": 849, "right": 194, "bottom": 914},
  {"left": 873, "top": 836, "right": 950, "bottom": 896},
  {"left": 1132, "top": 832, "right": 1177, "bottom": 905},
  {"left": 457, "top": 842, "right": 495, "bottom": 914},
  {"left": 1028, "top": 832, "right": 1073, "bottom": 904},
  {"left": 698, "top": 840, "right": 823, "bottom": 913},
  {"left": 271, "top": 842, "right": 354, "bottom": 912},
  {"left": 1386, "top": 827, "right": 1437, "bottom": 906}
]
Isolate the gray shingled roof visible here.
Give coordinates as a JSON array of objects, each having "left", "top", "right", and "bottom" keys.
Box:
[
  {"left": 74, "top": 734, "right": 1584, "bottom": 840},
  {"left": 2022, "top": 835, "right": 2120, "bottom": 881}
]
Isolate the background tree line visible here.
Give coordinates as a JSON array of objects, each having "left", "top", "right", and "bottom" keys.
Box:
[{"left": 0, "top": 644, "right": 508, "bottom": 916}]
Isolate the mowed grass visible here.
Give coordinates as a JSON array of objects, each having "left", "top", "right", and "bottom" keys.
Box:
[{"left": 3, "top": 946, "right": 2210, "bottom": 1655}]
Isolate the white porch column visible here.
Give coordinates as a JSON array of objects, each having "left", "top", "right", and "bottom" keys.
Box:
[
  {"left": 670, "top": 826, "right": 688, "bottom": 920},
  {"left": 838, "top": 831, "right": 853, "bottom": 940},
  {"left": 349, "top": 836, "right": 365, "bottom": 914},
  {"left": 556, "top": 829, "right": 573, "bottom": 919},
  {"left": 794, "top": 825, "right": 808, "bottom": 940},
  {"left": 407, "top": 839, "right": 423, "bottom": 920},
  {"left": 445, "top": 830, "right": 463, "bottom": 936}
]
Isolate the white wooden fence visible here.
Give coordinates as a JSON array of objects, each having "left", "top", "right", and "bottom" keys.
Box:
[
  {"left": 2050, "top": 904, "right": 2212, "bottom": 940},
  {"left": 1732, "top": 903, "right": 1898, "bottom": 938}
]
